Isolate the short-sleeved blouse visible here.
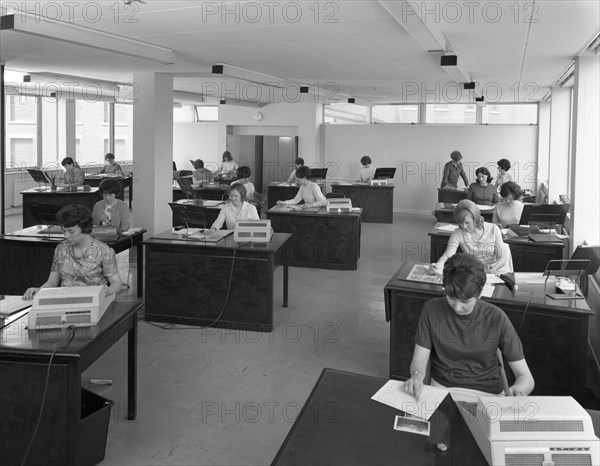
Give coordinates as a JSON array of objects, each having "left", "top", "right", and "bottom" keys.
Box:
[{"left": 51, "top": 238, "right": 119, "bottom": 287}]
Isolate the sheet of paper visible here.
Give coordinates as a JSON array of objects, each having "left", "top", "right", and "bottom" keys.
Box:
[
  {"left": 371, "top": 379, "right": 449, "bottom": 421},
  {"left": 435, "top": 224, "right": 459, "bottom": 233},
  {"left": 478, "top": 205, "right": 495, "bottom": 211},
  {"left": 0, "top": 296, "right": 31, "bottom": 316},
  {"left": 485, "top": 274, "right": 504, "bottom": 285},
  {"left": 481, "top": 284, "right": 495, "bottom": 298}
]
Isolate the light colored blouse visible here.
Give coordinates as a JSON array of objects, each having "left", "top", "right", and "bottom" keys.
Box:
[
  {"left": 211, "top": 201, "right": 259, "bottom": 230},
  {"left": 280, "top": 181, "right": 327, "bottom": 207},
  {"left": 493, "top": 200, "right": 524, "bottom": 227},
  {"left": 51, "top": 238, "right": 119, "bottom": 287},
  {"left": 215, "top": 160, "right": 238, "bottom": 175},
  {"left": 93, "top": 199, "right": 131, "bottom": 232},
  {"left": 359, "top": 165, "right": 376, "bottom": 182},
  {"left": 59, "top": 167, "right": 85, "bottom": 187},
  {"left": 99, "top": 163, "right": 124, "bottom": 176},
  {"left": 286, "top": 168, "right": 298, "bottom": 183},
  {"left": 495, "top": 172, "right": 513, "bottom": 189},
  {"left": 232, "top": 180, "right": 255, "bottom": 202}
]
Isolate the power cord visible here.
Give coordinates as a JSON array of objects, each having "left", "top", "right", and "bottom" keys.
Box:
[
  {"left": 20, "top": 325, "right": 76, "bottom": 466},
  {"left": 517, "top": 290, "right": 534, "bottom": 333}
]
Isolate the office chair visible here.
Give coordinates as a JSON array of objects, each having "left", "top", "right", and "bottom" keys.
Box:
[
  {"left": 325, "top": 192, "right": 345, "bottom": 199},
  {"left": 569, "top": 245, "right": 600, "bottom": 297}
]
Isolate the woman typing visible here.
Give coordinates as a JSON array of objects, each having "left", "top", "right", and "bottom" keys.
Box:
[
  {"left": 493, "top": 181, "right": 525, "bottom": 228},
  {"left": 207, "top": 184, "right": 259, "bottom": 232}
]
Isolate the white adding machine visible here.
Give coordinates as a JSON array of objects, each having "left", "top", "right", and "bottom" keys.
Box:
[
  {"left": 325, "top": 198, "right": 353, "bottom": 213},
  {"left": 28, "top": 286, "right": 114, "bottom": 329},
  {"left": 458, "top": 395, "right": 599, "bottom": 466},
  {"left": 234, "top": 220, "right": 273, "bottom": 243}
]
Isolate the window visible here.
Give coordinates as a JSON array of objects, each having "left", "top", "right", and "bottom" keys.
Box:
[
  {"left": 324, "top": 103, "right": 368, "bottom": 124},
  {"left": 425, "top": 104, "right": 476, "bottom": 124},
  {"left": 174, "top": 105, "right": 194, "bottom": 122},
  {"left": 194, "top": 106, "right": 218, "bottom": 122},
  {"left": 482, "top": 104, "right": 538, "bottom": 124},
  {"left": 8, "top": 95, "right": 36, "bottom": 122},
  {"left": 114, "top": 104, "right": 132, "bottom": 159},
  {"left": 372, "top": 105, "right": 419, "bottom": 124},
  {"left": 9, "top": 137, "right": 36, "bottom": 167},
  {"left": 75, "top": 100, "right": 109, "bottom": 165},
  {"left": 41, "top": 99, "right": 58, "bottom": 168}
]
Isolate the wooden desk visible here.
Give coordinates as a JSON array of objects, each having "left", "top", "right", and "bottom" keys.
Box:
[
  {"left": 433, "top": 205, "right": 493, "bottom": 223},
  {"left": 383, "top": 262, "right": 593, "bottom": 404},
  {"left": 173, "top": 184, "right": 229, "bottom": 202},
  {"left": 85, "top": 175, "right": 133, "bottom": 208},
  {"left": 0, "top": 230, "right": 146, "bottom": 298},
  {"left": 21, "top": 188, "right": 100, "bottom": 228},
  {"left": 331, "top": 182, "right": 394, "bottom": 223},
  {"left": 0, "top": 300, "right": 141, "bottom": 465},
  {"left": 267, "top": 206, "right": 362, "bottom": 270},
  {"left": 438, "top": 188, "right": 467, "bottom": 203},
  {"left": 267, "top": 182, "right": 325, "bottom": 209},
  {"left": 429, "top": 227, "right": 567, "bottom": 272},
  {"left": 272, "top": 368, "right": 487, "bottom": 466},
  {"left": 144, "top": 232, "right": 291, "bottom": 331}
]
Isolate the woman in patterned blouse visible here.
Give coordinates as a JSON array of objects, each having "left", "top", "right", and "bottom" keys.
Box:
[{"left": 23, "top": 204, "right": 122, "bottom": 300}]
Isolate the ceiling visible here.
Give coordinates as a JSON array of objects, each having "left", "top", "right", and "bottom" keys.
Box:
[{"left": 1, "top": 0, "right": 599, "bottom": 105}]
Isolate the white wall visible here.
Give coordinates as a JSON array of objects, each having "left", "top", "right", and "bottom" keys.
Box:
[
  {"left": 324, "top": 124, "right": 539, "bottom": 214},
  {"left": 173, "top": 122, "right": 218, "bottom": 172}
]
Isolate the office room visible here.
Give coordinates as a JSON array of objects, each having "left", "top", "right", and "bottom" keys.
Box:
[{"left": 1, "top": 1, "right": 599, "bottom": 465}]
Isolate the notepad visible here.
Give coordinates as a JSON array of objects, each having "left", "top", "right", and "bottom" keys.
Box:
[{"left": 371, "top": 380, "right": 449, "bottom": 421}]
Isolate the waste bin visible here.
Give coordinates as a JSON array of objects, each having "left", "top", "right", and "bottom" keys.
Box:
[{"left": 80, "top": 388, "right": 113, "bottom": 465}]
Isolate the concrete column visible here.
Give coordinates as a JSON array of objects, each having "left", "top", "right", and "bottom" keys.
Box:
[
  {"left": 132, "top": 73, "right": 173, "bottom": 236},
  {"left": 570, "top": 54, "right": 600, "bottom": 251},
  {"left": 547, "top": 87, "right": 571, "bottom": 203},
  {"left": 536, "top": 101, "right": 550, "bottom": 198}
]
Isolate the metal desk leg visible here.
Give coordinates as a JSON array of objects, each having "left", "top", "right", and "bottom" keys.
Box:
[
  {"left": 137, "top": 242, "right": 143, "bottom": 298},
  {"left": 127, "top": 316, "right": 137, "bottom": 420},
  {"left": 283, "top": 246, "right": 289, "bottom": 308}
]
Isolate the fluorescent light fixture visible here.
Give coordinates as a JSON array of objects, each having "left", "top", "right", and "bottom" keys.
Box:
[
  {"left": 212, "top": 62, "right": 352, "bottom": 104},
  {"left": 378, "top": 0, "right": 447, "bottom": 52},
  {"left": 1, "top": 11, "right": 176, "bottom": 64},
  {"left": 553, "top": 63, "right": 575, "bottom": 88}
]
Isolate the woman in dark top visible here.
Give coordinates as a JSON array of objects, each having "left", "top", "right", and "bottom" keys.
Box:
[{"left": 467, "top": 167, "right": 501, "bottom": 205}]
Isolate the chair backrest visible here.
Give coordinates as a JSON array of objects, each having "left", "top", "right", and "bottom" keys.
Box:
[
  {"left": 28, "top": 203, "right": 62, "bottom": 225},
  {"left": 168, "top": 202, "right": 208, "bottom": 229},
  {"left": 325, "top": 192, "right": 345, "bottom": 199},
  {"left": 178, "top": 176, "right": 199, "bottom": 200}
]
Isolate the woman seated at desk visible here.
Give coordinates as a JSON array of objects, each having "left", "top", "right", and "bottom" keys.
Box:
[
  {"left": 495, "top": 158, "right": 513, "bottom": 190},
  {"left": 59, "top": 156, "right": 84, "bottom": 188},
  {"left": 359, "top": 155, "right": 376, "bottom": 182},
  {"left": 286, "top": 157, "right": 304, "bottom": 183},
  {"left": 493, "top": 182, "right": 525, "bottom": 228},
  {"left": 93, "top": 178, "right": 130, "bottom": 233},
  {"left": 191, "top": 159, "right": 214, "bottom": 184},
  {"left": 277, "top": 166, "right": 327, "bottom": 208},
  {"left": 404, "top": 253, "right": 534, "bottom": 398},
  {"left": 208, "top": 184, "right": 259, "bottom": 232},
  {"left": 98, "top": 152, "right": 124, "bottom": 176},
  {"left": 213, "top": 151, "right": 238, "bottom": 177},
  {"left": 467, "top": 167, "right": 501, "bottom": 205},
  {"left": 23, "top": 204, "right": 123, "bottom": 300},
  {"left": 432, "top": 200, "right": 513, "bottom": 274},
  {"left": 231, "top": 165, "right": 255, "bottom": 202}
]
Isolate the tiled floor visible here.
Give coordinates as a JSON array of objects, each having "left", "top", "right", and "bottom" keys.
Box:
[{"left": 70, "top": 212, "right": 435, "bottom": 466}]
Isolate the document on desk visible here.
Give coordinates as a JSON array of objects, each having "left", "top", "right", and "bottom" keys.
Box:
[
  {"left": 0, "top": 296, "right": 31, "bottom": 316},
  {"left": 371, "top": 380, "right": 448, "bottom": 421},
  {"left": 435, "top": 223, "right": 459, "bottom": 233}
]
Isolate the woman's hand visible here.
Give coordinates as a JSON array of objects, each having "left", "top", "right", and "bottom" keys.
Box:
[
  {"left": 429, "top": 263, "right": 442, "bottom": 276},
  {"left": 277, "top": 200, "right": 285, "bottom": 205},
  {"left": 23, "top": 287, "right": 40, "bottom": 301},
  {"left": 207, "top": 228, "right": 217, "bottom": 235},
  {"left": 505, "top": 385, "right": 525, "bottom": 396},
  {"left": 404, "top": 373, "right": 425, "bottom": 400}
]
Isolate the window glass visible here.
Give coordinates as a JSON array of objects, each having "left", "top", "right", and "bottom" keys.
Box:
[
  {"left": 482, "top": 104, "right": 538, "bottom": 124},
  {"left": 174, "top": 106, "right": 194, "bottom": 122},
  {"left": 324, "top": 103, "right": 368, "bottom": 124},
  {"left": 425, "top": 104, "right": 476, "bottom": 124},
  {"left": 372, "top": 105, "right": 419, "bottom": 124},
  {"left": 5, "top": 96, "right": 37, "bottom": 169},
  {"left": 194, "top": 106, "right": 218, "bottom": 122},
  {"left": 41, "top": 98, "right": 58, "bottom": 168},
  {"left": 75, "top": 100, "right": 108, "bottom": 166},
  {"left": 114, "top": 104, "right": 133, "bottom": 161}
]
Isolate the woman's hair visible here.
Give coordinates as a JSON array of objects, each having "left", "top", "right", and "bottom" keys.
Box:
[
  {"left": 450, "top": 151, "right": 462, "bottom": 162},
  {"left": 475, "top": 167, "right": 493, "bottom": 183},
  {"left": 192, "top": 159, "right": 205, "bottom": 169},
  {"left": 360, "top": 155, "right": 372, "bottom": 166},
  {"left": 61, "top": 156, "right": 74, "bottom": 166},
  {"left": 500, "top": 181, "right": 522, "bottom": 200},
  {"left": 99, "top": 178, "right": 122, "bottom": 195},
  {"left": 442, "top": 253, "right": 486, "bottom": 300},
  {"left": 454, "top": 199, "right": 484, "bottom": 228},
  {"left": 497, "top": 158, "right": 511, "bottom": 171},
  {"left": 222, "top": 151, "right": 233, "bottom": 162},
  {"left": 56, "top": 204, "right": 93, "bottom": 234},
  {"left": 295, "top": 166, "right": 311, "bottom": 179},
  {"left": 105, "top": 153, "right": 115, "bottom": 161},
  {"left": 237, "top": 165, "right": 252, "bottom": 179},
  {"left": 295, "top": 157, "right": 304, "bottom": 166},
  {"left": 228, "top": 183, "right": 247, "bottom": 201}
]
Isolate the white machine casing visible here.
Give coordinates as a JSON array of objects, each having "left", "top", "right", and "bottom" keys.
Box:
[
  {"left": 326, "top": 198, "right": 353, "bottom": 213},
  {"left": 234, "top": 220, "right": 273, "bottom": 243},
  {"left": 28, "top": 286, "right": 115, "bottom": 329},
  {"left": 458, "top": 396, "right": 599, "bottom": 466}
]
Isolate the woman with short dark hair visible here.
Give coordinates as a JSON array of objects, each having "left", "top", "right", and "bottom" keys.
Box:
[
  {"left": 286, "top": 157, "right": 305, "bottom": 183},
  {"left": 232, "top": 166, "right": 255, "bottom": 201},
  {"left": 467, "top": 167, "right": 501, "bottom": 205},
  {"left": 359, "top": 155, "right": 376, "bottom": 182},
  {"left": 59, "top": 156, "right": 84, "bottom": 187},
  {"left": 23, "top": 204, "right": 122, "bottom": 300},
  {"left": 441, "top": 150, "right": 469, "bottom": 188},
  {"left": 213, "top": 151, "right": 238, "bottom": 176},
  {"left": 98, "top": 153, "right": 124, "bottom": 176},
  {"left": 93, "top": 178, "right": 131, "bottom": 233},
  {"left": 495, "top": 158, "right": 513, "bottom": 190},
  {"left": 493, "top": 181, "right": 524, "bottom": 227},
  {"left": 404, "top": 253, "right": 534, "bottom": 399}
]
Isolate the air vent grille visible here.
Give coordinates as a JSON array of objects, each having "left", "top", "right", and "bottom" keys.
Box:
[
  {"left": 552, "top": 454, "right": 591, "bottom": 465},
  {"left": 500, "top": 420, "right": 584, "bottom": 432},
  {"left": 505, "top": 453, "right": 544, "bottom": 465}
]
